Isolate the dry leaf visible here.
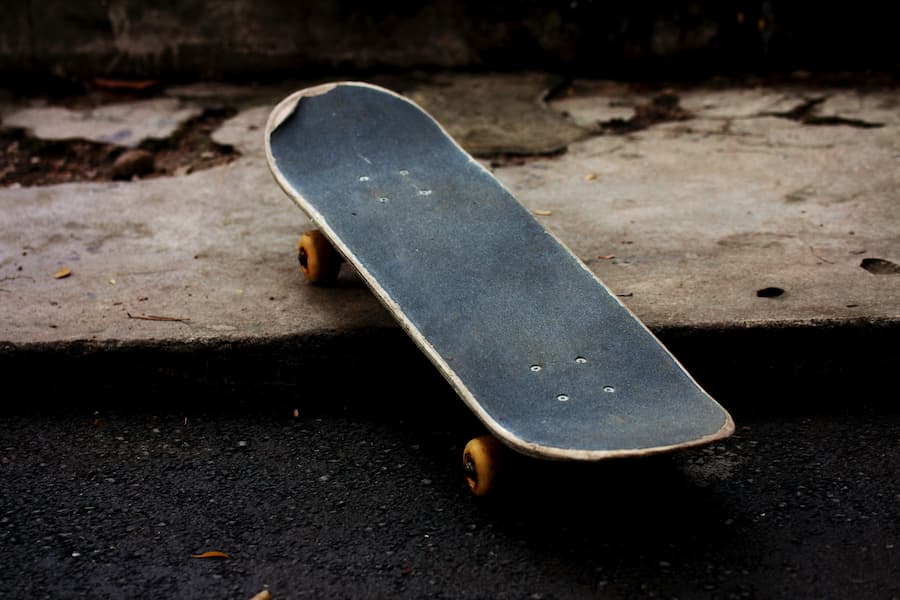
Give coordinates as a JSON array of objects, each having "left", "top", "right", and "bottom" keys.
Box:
[
  {"left": 533, "top": 210, "right": 553, "bottom": 216},
  {"left": 585, "top": 173, "right": 599, "bottom": 181},
  {"left": 191, "top": 551, "right": 230, "bottom": 559},
  {"left": 248, "top": 591, "right": 271, "bottom": 600},
  {"left": 598, "top": 255, "right": 616, "bottom": 260},
  {"left": 54, "top": 267, "right": 72, "bottom": 279},
  {"left": 92, "top": 78, "right": 159, "bottom": 91}
]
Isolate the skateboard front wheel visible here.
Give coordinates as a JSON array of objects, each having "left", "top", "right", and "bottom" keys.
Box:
[
  {"left": 463, "top": 435, "right": 503, "bottom": 496},
  {"left": 297, "top": 229, "right": 341, "bottom": 285}
]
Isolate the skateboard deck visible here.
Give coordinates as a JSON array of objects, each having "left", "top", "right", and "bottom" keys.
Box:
[{"left": 266, "top": 82, "right": 734, "bottom": 461}]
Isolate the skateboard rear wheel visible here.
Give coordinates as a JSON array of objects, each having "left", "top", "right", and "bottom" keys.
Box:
[
  {"left": 463, "top": 435, "right": 503, "bottom": 496},
  {"left": 297, "top": 229, "right": 341, "bottom": 285}
]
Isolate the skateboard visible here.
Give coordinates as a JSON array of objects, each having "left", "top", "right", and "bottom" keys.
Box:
[{"left": 265, "top": 82, "right": 734, "bottom": 495}]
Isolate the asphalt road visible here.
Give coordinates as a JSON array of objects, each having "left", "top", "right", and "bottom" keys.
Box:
[{"left": 1, "top": 377, "right": 897, "bottom": 599}]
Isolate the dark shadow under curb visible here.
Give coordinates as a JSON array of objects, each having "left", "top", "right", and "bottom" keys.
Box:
[{"left": 1, "top": 319, "right": 897, "bottom": 419}]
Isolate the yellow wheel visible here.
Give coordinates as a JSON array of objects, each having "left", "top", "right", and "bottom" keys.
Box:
[
  {"left": 297, "top": 230, "right": 341, "bottom": 285},
  {"left": 463, "top": 435, "right": 503, "bottom": 496}
]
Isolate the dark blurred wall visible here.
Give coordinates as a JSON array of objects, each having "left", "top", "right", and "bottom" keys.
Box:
[{"left": 1, "top": 0, "right": 896, "bottom": 81}]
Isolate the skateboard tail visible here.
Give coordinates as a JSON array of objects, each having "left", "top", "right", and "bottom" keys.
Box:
[
  {"left": 493, "top": 411, "right": 735, "bottom": 460},
  {"left": 532, "top": 225, "right": 736, "bottom": 457}
]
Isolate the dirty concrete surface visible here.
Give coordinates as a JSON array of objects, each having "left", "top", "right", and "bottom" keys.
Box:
[
  {"left": 1, "top": 74, "right": 897, "bottom": 347},
  {"left": 0, "top": 73, "right": 898, "bottom": 598}
]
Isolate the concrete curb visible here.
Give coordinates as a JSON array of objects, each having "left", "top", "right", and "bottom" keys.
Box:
[{"left": 1, "top": 74, "right": 898, "bottom": 411}]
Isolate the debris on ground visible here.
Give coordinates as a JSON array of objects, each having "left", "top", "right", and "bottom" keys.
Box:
[{"left": 111, "top": 149, "right": 155, "bottom": 180}]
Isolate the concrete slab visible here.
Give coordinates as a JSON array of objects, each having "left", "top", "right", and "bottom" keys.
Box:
[
  {"left": 0, "top": 75, "right": 897, "bottom": 352},
  {"left": 2, "top": 99, "right": 203, "bottom": 147},
  {"left": 406, "top": 73, "right": 587, "bottom": 156},
  {"left": 0, "top": 103, "right": 392, "bottom": 346},
  {"left": 538, "top": 85, "right": 900, "bottom": 327}
]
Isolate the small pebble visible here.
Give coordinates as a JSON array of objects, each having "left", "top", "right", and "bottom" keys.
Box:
[{"left": 112, "top": 149, "right": 155, "bottom": 180}]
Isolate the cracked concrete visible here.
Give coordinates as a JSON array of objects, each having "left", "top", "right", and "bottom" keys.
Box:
[{"left": 0, "top": 74, "right": 897, "bottom": 351}]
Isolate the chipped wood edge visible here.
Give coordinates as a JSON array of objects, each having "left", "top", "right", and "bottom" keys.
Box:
[{"left": 266, "top": 82, "right": 338, "bottom": 132}]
